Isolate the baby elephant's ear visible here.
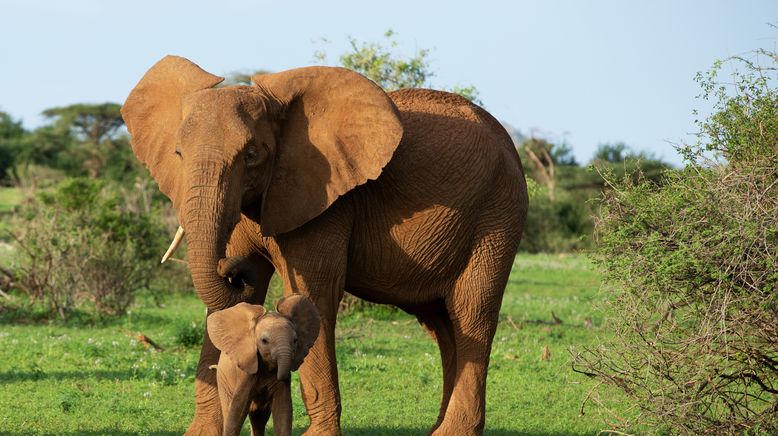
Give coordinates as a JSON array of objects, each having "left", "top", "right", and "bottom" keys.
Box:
[
  {"left": 207, "top": 303, "right": 267, "bottom": 374},
  {"left": 276, "top": 295, "right": 321, "bottom": 371}
]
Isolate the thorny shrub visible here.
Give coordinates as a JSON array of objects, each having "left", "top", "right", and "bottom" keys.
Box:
[
  {"left": 572, "top": 50, "right": 778, "bottom": 433},
  {"left": 8, "top": 178, "right": 171, "bottom": 319}
]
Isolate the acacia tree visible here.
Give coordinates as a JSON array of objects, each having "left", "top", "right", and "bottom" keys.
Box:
[{"left": 41, "top": 103, "right": 127, "bottom": 178}]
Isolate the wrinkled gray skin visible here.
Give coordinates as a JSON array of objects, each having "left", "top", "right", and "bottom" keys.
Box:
[{"left": 208, "top": 297, "right": 320, "bottom": 436}]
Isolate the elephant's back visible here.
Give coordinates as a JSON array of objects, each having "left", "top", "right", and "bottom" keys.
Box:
[
  {"left": 384, "top": 88, "right": 525, "bottom": 209},
  {"left": 345, "top": 89, "right": 527, "bottom": 304}
]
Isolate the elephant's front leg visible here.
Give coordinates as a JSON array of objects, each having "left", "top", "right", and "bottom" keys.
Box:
[
  {"left": 298, "top": 291, "right": 342, "bottom": 435},
  {"left": 275, "top": 257, "right": 346, "bottom": 433},
  {"left": 187, "top": 318, "right": 225, "bottom": 436},
  {"left": 272, "top": 206, "right": 351, "bottom": 435},
  {"left": 186, "top": 254, "right": 275, "bottom": 436},
  {"left": 270, "top": 381, "right": 293, "bottom": 436}
]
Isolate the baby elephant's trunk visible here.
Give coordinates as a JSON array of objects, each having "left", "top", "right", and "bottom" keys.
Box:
[{"left": 275, "top": 345, "right": 293, "bottom": 381}]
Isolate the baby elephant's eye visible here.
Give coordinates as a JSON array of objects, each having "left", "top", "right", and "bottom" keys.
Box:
[{"left": 261, "top": 338, "right": 269, "bottom": 344}]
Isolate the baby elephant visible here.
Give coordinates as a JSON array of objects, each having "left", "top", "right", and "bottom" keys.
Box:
[{"left": 208, "top": 295, "right": 320, "bottom": 436}]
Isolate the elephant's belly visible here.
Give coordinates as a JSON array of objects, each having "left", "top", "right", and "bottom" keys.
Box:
[{"left": 346, "top": 203, "right": 473, "bottom": 306}]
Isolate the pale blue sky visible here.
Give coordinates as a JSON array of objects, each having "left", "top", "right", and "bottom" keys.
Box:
[{"left": 2, "top": 0, "right": 776, "bottom": 165}]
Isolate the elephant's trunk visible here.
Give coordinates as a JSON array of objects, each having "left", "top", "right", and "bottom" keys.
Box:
[
  {"left": 275, "top": 345, "right": 293, "bottom": 381},
  {"left": 184, "top": 158, "right": 242, "bottom": 311}
]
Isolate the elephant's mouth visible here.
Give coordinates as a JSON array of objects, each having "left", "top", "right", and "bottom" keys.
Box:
[{"left": 216, "top": 256, "right": 250, "bottom": 292}]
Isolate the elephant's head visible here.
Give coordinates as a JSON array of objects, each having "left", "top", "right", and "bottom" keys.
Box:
[
  {"left": 207, "top": 295, "right": 321, "bottom": 381},
  {"left": 207, "top": 295, "right": 320, "bottom": 435},
  {"left": 121, "top": 56, "right": 403, "bottom": 310}
]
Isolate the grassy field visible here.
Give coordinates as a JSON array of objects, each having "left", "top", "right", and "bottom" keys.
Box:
[{"left": 0, "top": 253, "right": 632, "bottom": 435}]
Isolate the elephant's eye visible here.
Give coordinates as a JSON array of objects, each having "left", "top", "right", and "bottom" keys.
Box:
[
  {"left": 175, "top": 145, "right": 183, "bottom": 160},
  {"left": 245, "top": 145, "right": 263, "bottom": 167},
  {"left": 261, "top": 337, "right": 269, "bottom": 344}
]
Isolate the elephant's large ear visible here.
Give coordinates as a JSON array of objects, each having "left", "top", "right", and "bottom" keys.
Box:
[
  {"left": 276, "top": 295, "right": 321, "bottom": 371},
  {"left": 121, "top": 56, "right": 224, "bottom": 209},
  {"left": 207, "top": 303, "right": 266, "bottom": 374},
  {"left": 252, "top": 67, "right": 403, "bottom": 235}
]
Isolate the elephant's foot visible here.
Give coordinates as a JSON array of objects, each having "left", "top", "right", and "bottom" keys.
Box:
[
  {"left": 431, "top": 418, "right": 482, "bottom": 436},
  {"left": 302, "top": 421, "right": 341, "bottom": 436},
  {"left": 185, "top": 417, "right": 222, "bottom": 436}
]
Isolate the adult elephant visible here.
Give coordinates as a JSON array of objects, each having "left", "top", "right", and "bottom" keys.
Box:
[{"left": 122, "top": 55, "right": 528, "bottom": 435}]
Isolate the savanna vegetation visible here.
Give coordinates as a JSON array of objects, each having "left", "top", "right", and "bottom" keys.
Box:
[
  {"left": 0, "top": 30, "right": 774, "bottom": 435},
  {"left": 574, "top": 50, "right": 778, "bottom": 433}
]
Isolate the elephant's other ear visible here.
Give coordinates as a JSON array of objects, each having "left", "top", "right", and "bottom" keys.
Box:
[
  {"left": 252, "top": 67, "right": 403, "bottom": 235},
  {"left": 121, "top": 56, "right": 224, "bottom": 210},
  {"left": 276, "top": 295, "right": 321, "bottom": 371},
  {"left": 207, "top": 303, "right": 266, "bottom": 374}
]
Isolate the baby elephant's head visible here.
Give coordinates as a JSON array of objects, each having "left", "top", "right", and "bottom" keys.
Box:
[{"left": 208, "top": 295, "right": 321, "bottom": 380}]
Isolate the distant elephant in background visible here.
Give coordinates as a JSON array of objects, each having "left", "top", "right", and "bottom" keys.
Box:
[
  {"left": 121, "top": 55, "right": 528, "bottom": 435},
  {"left": 208, "top": 295, "right": 319, "bottom": 436}
]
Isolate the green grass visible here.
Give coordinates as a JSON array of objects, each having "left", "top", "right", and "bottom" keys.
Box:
[
  {"left": 0, "top": 186, "right": 22, "bottom": 214},
  {"left": 0, "top": 253, "right": 631, "bottom": 434}
]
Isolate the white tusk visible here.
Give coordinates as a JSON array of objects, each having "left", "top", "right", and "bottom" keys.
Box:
[{"left": 161, "top": 226, "right": 185, "bottom": 264}]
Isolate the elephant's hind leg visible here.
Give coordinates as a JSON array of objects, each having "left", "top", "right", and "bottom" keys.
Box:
[
  {"left": 432, "top": 233, "right": 517, "bottom": 436},
  {"left": 416, "top": 308, "right": 457, "bottom": 434}
]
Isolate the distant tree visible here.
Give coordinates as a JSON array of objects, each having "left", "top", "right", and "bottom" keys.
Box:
[
  {"left": 0, "top": 111, "right": 26, "bottom": 184},
  {"left": 337, "top": 30, "right": 430, "bottom": 90},
  {"left": 40, "top": 103, "right": 128, "bottom": 178},
  {"left": 551, "top": 141, "right": 577, "bottom": 166},
  {"left": 42, "top": 103, "right": 124, "bottom": 145},
  {"left": 20, "top": 124, "right": 82, "bottom": 176},
  {"left": 590, "top": 142, "right": 670, "bottom": 186},
  {"left": 592, "top": 142, "right": 630, "bottom": 163},
  {"left": 317, "top": 30, "right": 482, "bottom": 103},
  {"left": 519, "top": 137, "right": 577, "bottom": 201}
]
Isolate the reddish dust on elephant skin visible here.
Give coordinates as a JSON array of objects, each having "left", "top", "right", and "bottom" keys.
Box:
[{"left": 122, "top": 55, "right": 528, "bottom": 436}]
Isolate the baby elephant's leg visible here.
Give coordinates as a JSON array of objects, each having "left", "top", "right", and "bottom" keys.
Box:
[
  {"left": 249, "top": 405, "right": 271, "bottom": 436},
  {"left": 270, "top": 382, "right": 293, "bottom": 436}
]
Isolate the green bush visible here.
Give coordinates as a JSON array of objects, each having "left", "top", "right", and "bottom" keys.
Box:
[
  {"left": 10, "top": 177, "right": 173, "bottom": 320},
  {"left": 573, "top": 51, "right": 778, "bottom": 433},
  {"left": 174, "top": 320, "right": 204, "bottom": 348},
  {"left": 520, "top": 187, "right": 593, "bottom": 253}
]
